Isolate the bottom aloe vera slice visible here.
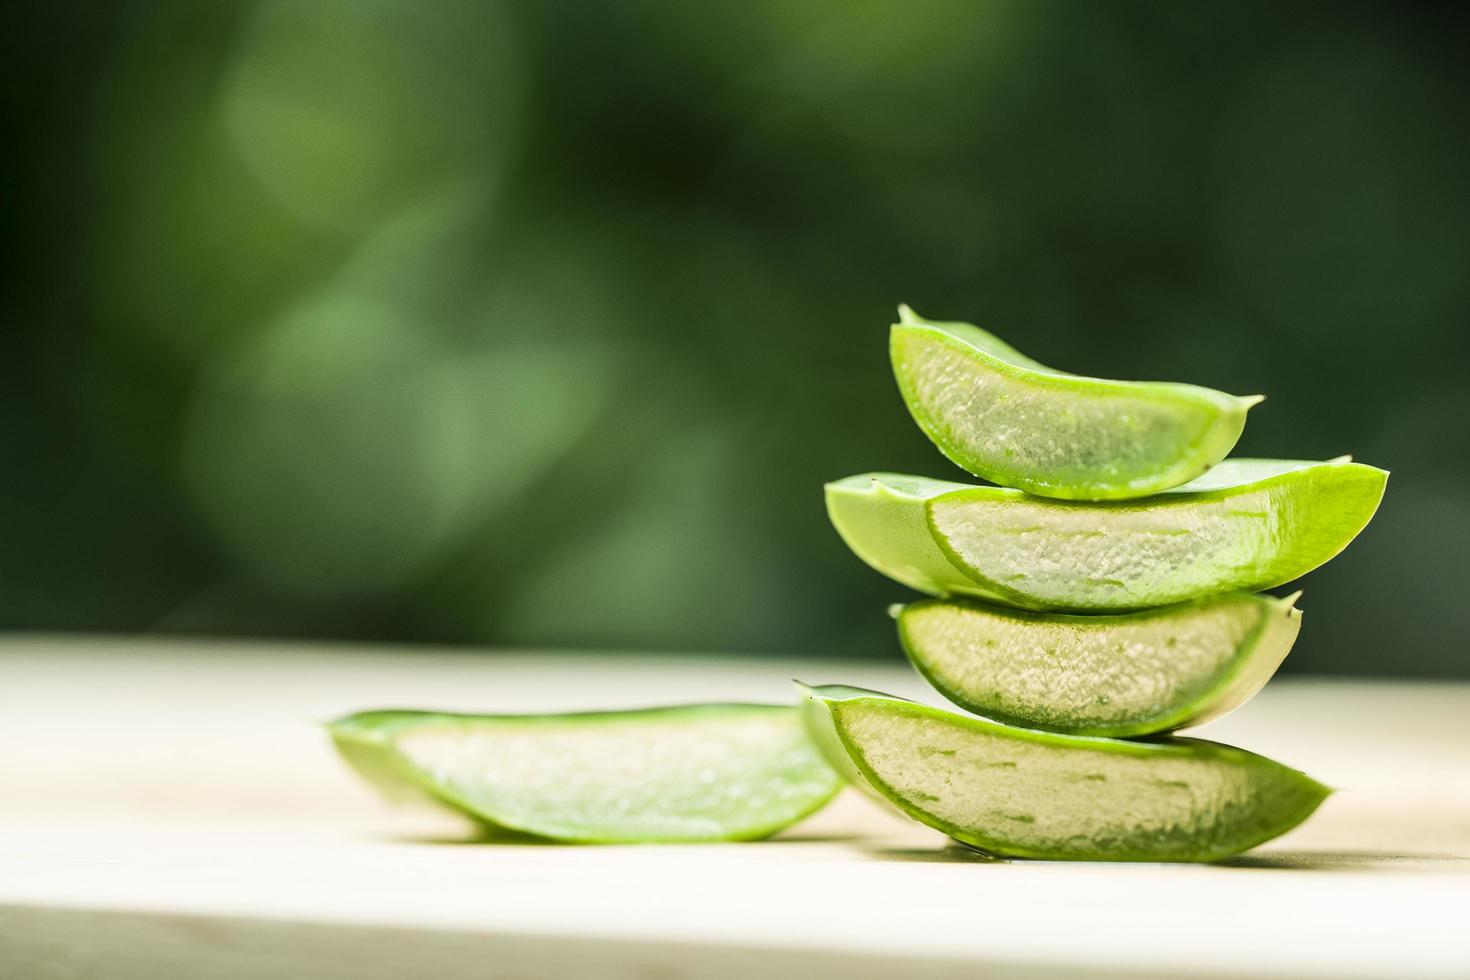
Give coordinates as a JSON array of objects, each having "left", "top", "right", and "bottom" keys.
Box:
[
  {"left": 800, "top": 685, "right": 1329, "bottom": 862},
  {"left": 897, "top": 592, "right": 1302, "bottom": 736},
  {"left": 330, "top": 704, "right": 842, "bottom": 843}
]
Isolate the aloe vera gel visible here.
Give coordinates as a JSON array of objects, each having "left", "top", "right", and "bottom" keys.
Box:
[
  {"left": 890, "top": 306, "right": 1258, "bottom": 500},
  {"left": 801, "top": 686, "right": 1329, "bottom": 862},
  {"left": 330, "top": 704, "right": 841, "bottom": 843},
  {"left": 827, "top": 459, "right": 1386, "bottom": 612},
  {"left": 814, "top": 305, "right": 1384, "bottom": 860},
  {"left": 896, "top": 592, "right": 1301, "bottom": 737}
]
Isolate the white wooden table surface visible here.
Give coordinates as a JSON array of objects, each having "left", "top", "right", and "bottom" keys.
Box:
[{"left": 2, "top": 637, "right": 1468, "bottom": 979}]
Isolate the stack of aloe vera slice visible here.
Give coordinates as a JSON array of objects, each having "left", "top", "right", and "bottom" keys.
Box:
[{"left": 812, "top": 306, "right": 1387, "bottom": 862}]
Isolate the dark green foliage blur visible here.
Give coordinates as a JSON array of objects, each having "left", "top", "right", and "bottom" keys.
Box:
[{"left": 3, "top": 1, "right": 1468, "bottom": 674}]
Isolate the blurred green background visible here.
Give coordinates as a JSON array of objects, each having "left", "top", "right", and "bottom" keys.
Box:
[{"left": 4, "top": 1, "right": 1467, "bottom": 675}]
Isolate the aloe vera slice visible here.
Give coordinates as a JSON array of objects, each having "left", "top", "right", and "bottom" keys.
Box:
[
  {"left": 890, "top": 306, "right": 1259, "bottom": 499},
  {"left": 897, "top": 592, "right": 1301, "bottom": 737},
  {"left": 800, "top": 684, "right": 1329, "bottom": 862},
  {"left": 329, "top": 704, "right": 842, "bottom": 843},
  {"left": 827, "top": 458, "right": 1386, "bottom": 611}
]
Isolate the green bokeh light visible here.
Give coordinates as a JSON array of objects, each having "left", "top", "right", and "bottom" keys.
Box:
[
  {"left": 221, "top": 0, "right": 525, "bottom": 233},
  {"left": 4, "top": 0, "right": 1467, "bottom": 674}
]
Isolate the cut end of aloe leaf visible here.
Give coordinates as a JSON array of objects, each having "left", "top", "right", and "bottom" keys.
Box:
[
  {"left": 889, "top": 307, "right": 1256, "bottom": 500},
  {"left": 801, "top": 686, "right": 1329, "bottom": 863},
  {"left": 827, "top": 458, "right": 1385, "bottom": 611},
  {"left": 330, "top": 704, "right": 842, "bottom": 843},
  {"left": 897, "top": 592, "right": 1302, "bottom": 737},
  {"left": 824, "top": 473, "right": 1017, "bottom": 603}
]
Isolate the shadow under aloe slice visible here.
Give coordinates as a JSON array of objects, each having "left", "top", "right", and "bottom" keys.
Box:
[
  {"left": 826, "top": 458, "right": 1387, "bottom": 612},
  {"left": 896, "top": 592, "right": 1301, "bottom": 737},
  {"left": 890, "top": 305, "right": 1259, "bottom": 500},
  {"left": 329, "top": 704, "right": 841, "bottom": 843},
  {"left": 799, "top": 684, "right": 1329, "bottom": 863}
]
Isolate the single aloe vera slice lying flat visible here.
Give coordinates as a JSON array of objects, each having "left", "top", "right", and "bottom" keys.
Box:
[
  {"left": 826, "top": 458, "right": 1386, "bottom": 611},
  {"left": 800, "top": 684, "right": 1328, "bottom": 862},
  {"left": 890, "top": 306, "right": 1259, "bottom": 499},
  {"left": 897, "top": 592, "right": 1301, "bottom": 737},
  {"left": 329, "top": 704, "right": 842, "bottom": 843}
]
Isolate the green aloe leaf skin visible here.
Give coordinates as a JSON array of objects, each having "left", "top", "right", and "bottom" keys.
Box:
[
  {"left": 890, "top": 306, "right": 1259, "bottom": 500},
  {"left": 799, "top": 684, "right": 1329, "bottom": 863},
  {"left": 896, "top": 592, "right": 1301, "bottom": 737},
  {"left": 329, "top": 704, "right": 842, "bottom": 844},
  {"left": 826, "top": 458, "right": 1387, "bottom": 612}
]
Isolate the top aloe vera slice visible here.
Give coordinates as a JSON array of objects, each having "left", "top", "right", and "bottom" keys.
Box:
[
  {"left": 826, "top": 458, "right": 1386, "bottom": 611},
  {"left": 891, "top": 306, "right": 1260, "bottom": 499},
  {"left": 800, "top": 684, "right": 1330, "bottom": 862},
  {"left": 329, "top": 703, "right": 842, "bottom": 843}
]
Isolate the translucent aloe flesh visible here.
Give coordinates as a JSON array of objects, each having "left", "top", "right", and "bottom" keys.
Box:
[
  {"left": 897, "top": 592, "right": 1301, "bottom": 737},
  {"left": 890, "top": 306, "right": 1259, "bottom": 500},
  {"left": 800, "top": 685, "right": 1329, "bottom": 862},
  {"left": 826, "top": 458, "right": 1386, "bottom": 612},
  {"left": 329, "top": 704, "right": 842, "bottom": 843}
]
